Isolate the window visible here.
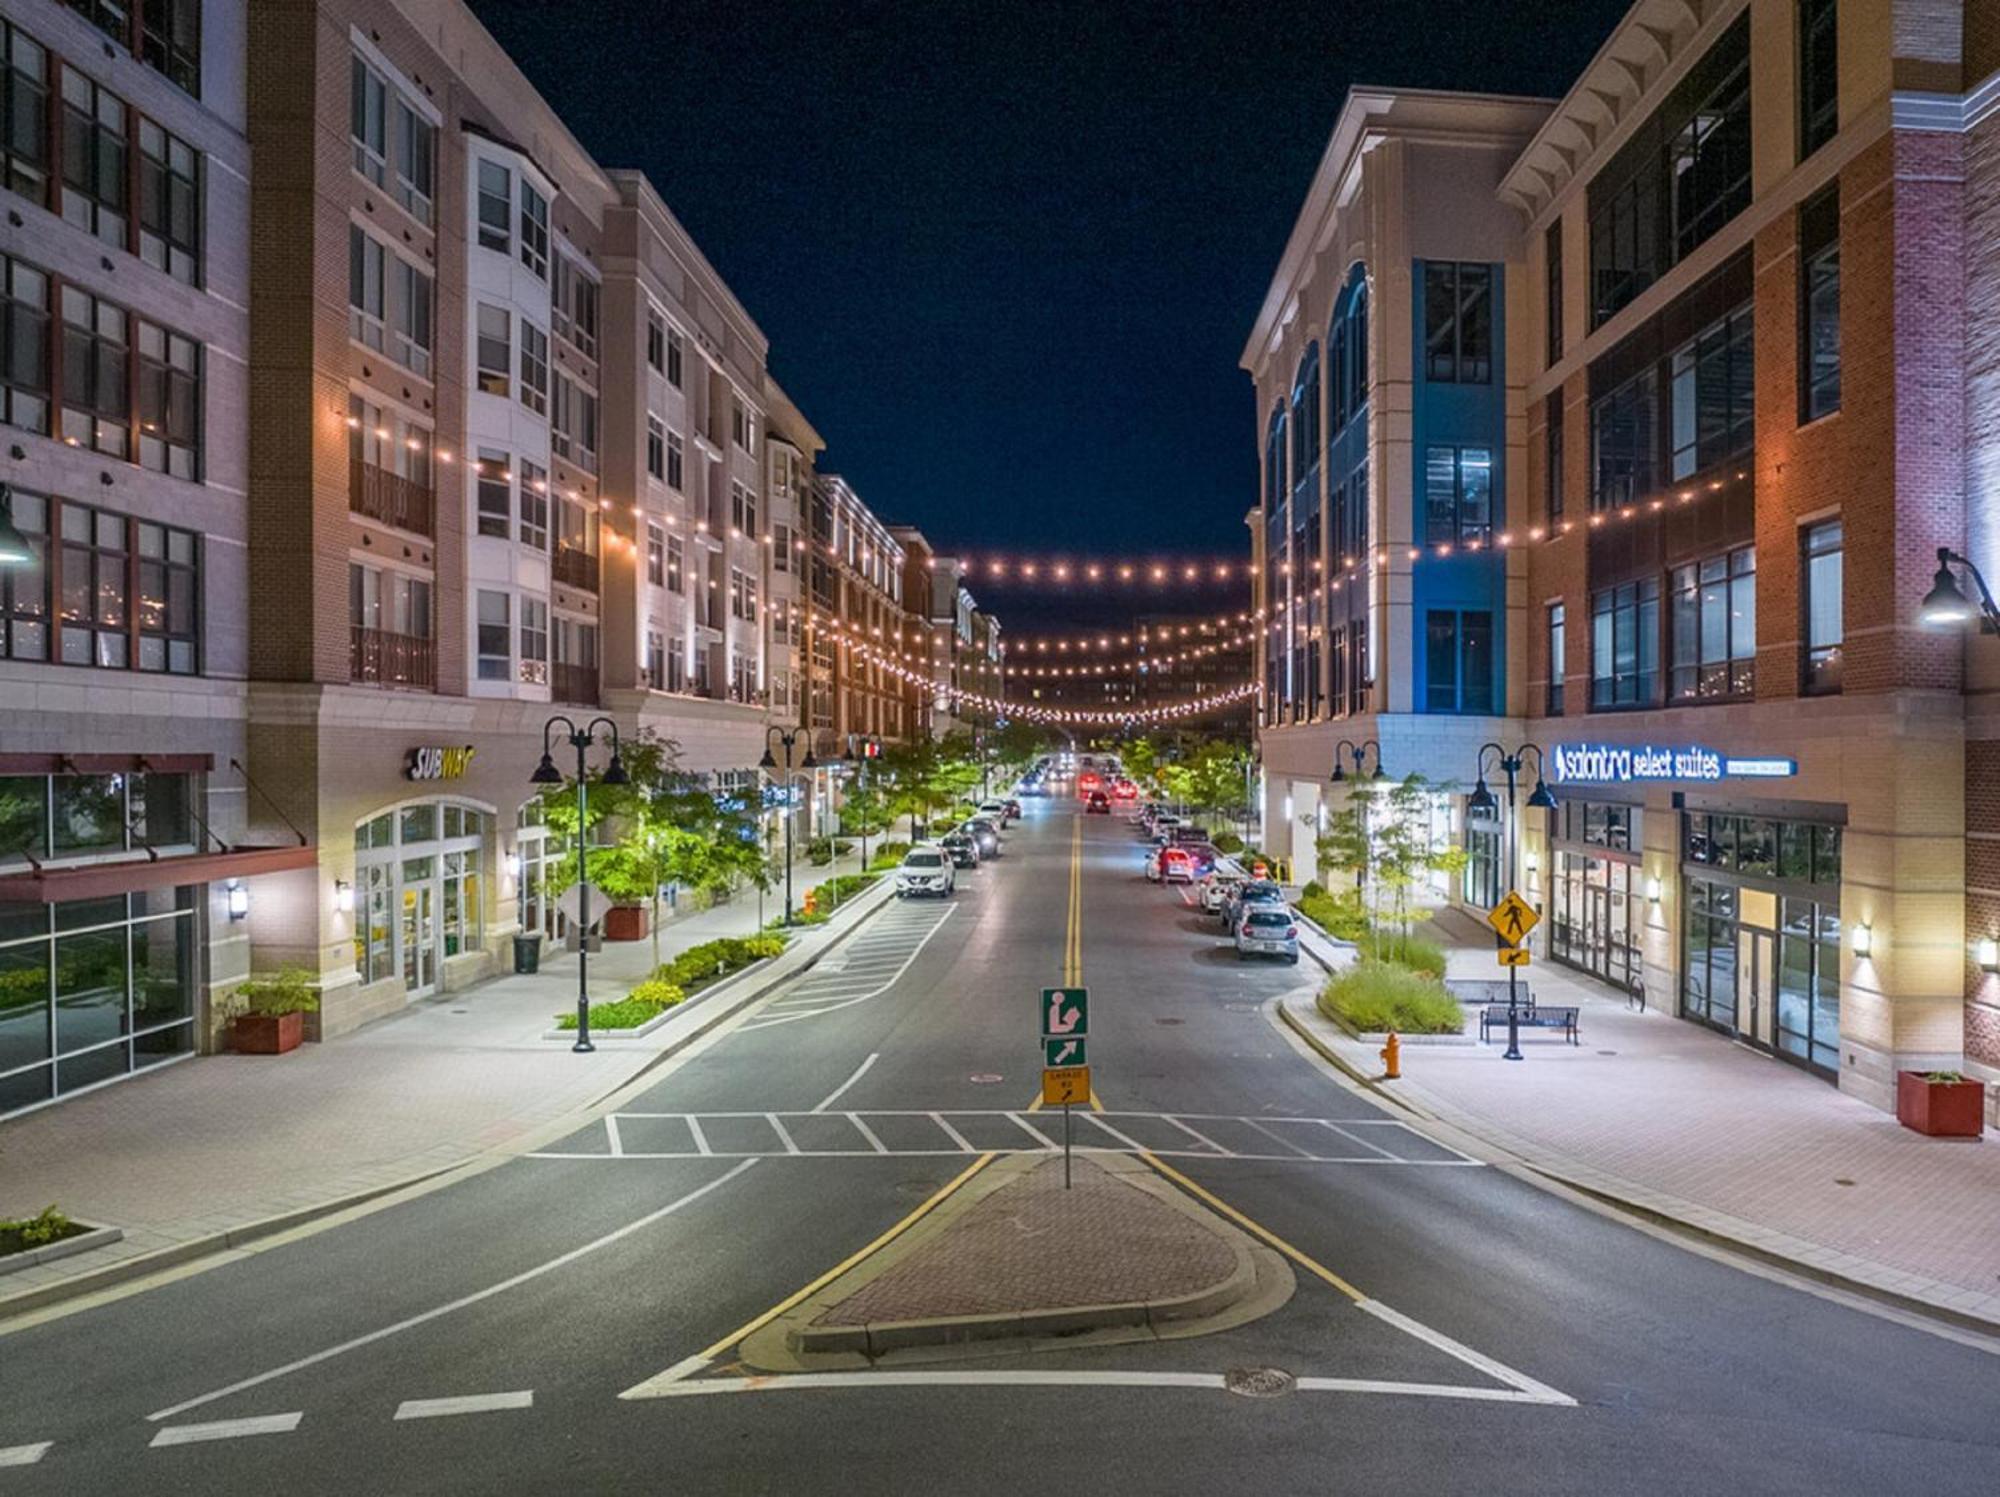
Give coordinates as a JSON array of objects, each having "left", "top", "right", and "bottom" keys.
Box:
[
  {"left": 732, "top": 400, "right": 750, "bottom": 451},
  {"left": 475, "top": 591, "right": 509, "bottom": 680},
  {"left": 646, "top": 414, "right": 664, "bottom": 481},
  {"left": 773, "top": 522, "right": 791, "bottom": 573},
  {"left": 646, "top": 524, "right": 664, "bottom": 586},
  {"left": 60, "top": 284, "right": 128, "bottom": 458},
  {"left": 666, "top": 429, "right": 684, "bottom": 490},
  {"left": 644, "top": 629, "right": 664, "bottom": 690},
  {"left": 348, "top": 393, "right": 429, "bottom": 491},
  {"left": 1546, "top": 397, "right": 1565, "bottom": 521},
  {"left": 518, "top": 321, "right": 548, "bottom": 415},
  {"left": 666, "top": 533, "right": 684, "bottom": 594},
  {"left": 1545, "top": 221, "right": 1563, "bottom": 365},
  {"left": 351, "top": 64, "right": 385, "bottom": 184},
  {"left": 1799, "top": 186, "right": 1840, "bottom": 422},
  {"left": 730, "top": 568, "right": 747, "bottom": 620},
  {"left": 1424, "top": 610, "right": 1493, "bottom": 714},
  {"left": 471, "top": 303, "right": 509, "bottom": 397},
  {"left": 1422, "top": 262, "right": 1492, "bottom": 384},
  {"left": 135, "top": 317, "right": 198, "bottom": 478},
  {"left": 667, "top": 633, "right": 686, "bottom": 692},
  {"left": 1547, "top": 602, "right": 1566, "bottom": 715},
  {"left": 349, "top": 227, "right": 430, "bottom": 376},
  {"left": 1423, "top": 446, "right": 1493, "bottom": 545},
  {"left": 60, "top": 67, "right": 126, "bottom": 248},
  {"left": 1591, "top": 578, "right": 1660, "bottom": 708},
  {"left": 1669, "top": 546, "right": 1756, "bottom": 701},
  {"left": 3, "top": 24, "right": 49, "bottom": 203},
  {"left": 1803, "top": 519, "right": 1842, "bottom": 694},
  {"left": 731, "top": 480, "right": 758, "bottom": 536},
  {"left": 518, "top": 597, "right": 547, "bottom": 685},
  {"left": 57, "top": 502, "right": 125, "bottom": 667},
  {"left": 554, "top": 258, "right": 597, "bottom": 358},
  {"left": 519, "top": 182, "right": 549, "bottom": 280},
  {"left": 475, "top": 160, "right": 509, "bottom": 253},
  {"left": 1, "top": 255, "right": 51, "bottom": 435},
  {"left": 646, "top": 312, "right": 665, "bottom": 373},
  {"left": 0, "top": 488, "right": 47, "bottom": 660},
  {"left": 140, "top": 0, "right": 200, "bottom": 96},
  {"left": 519, "top": 460, "right": 548, "bottom": 551},
  {"left": 475, "top": 449, "right": 510, "bottom": 539},
  {"left": 136, "top": 118, "right": 200, "bottom": 283},
  {"left": 551, "top": 375, "right": 597, "bottom": 473},
  {"left": 1668, "top": 304, "right": 1753, "bottom": 480},
  {"left": 349, "top": 56, "right": 430, "bottom": 223},
  {"left": 1588, "top": 16, "right": 1750, "bottom": 327},
  {"left": 1590, "top": 368, "right": 1657, "bottom": 512},
  {"left": 1799, "top": 0, "right": 1838, "bottom": 159},
  {"left": 1463, "top": 825, "right": 1501, "bottom": 909},
  {"left": 347, "top": 562, "right": 428, "bottom": 642}
]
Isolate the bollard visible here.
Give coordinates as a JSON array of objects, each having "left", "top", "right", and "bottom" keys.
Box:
[{"left": 1380, "top": 1030, "right": 1401, "bottom": 1081}]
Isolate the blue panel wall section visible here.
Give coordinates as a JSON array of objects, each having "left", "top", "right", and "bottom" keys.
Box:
[{"left": 1409, "top": 259, "right": 1509, "bottom": 715}]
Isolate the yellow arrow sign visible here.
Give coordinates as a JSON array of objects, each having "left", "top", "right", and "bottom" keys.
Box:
[
  {"left": 1488, "top": 891, "right": 1539, "bottom": 947},
  {"left": 1498, "top": 946, "right": 1531, "bottom": 968},
  {"left": 1042, "top": 1066, "right": 1091, "bottom": 1106}
]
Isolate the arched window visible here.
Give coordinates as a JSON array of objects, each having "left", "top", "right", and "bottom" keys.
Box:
[
  {"left": 1264, "top": 402, "right": 1287, "bottom": 507},
  {"left": 1327, "top": 266, "right": 1369, "bottom": 439},
  {"left": 1290, "top": 343, "right": 1321, "bottom": 482}
]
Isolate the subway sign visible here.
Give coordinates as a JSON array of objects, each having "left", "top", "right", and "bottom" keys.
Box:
[
  {"left": 1549, "top": 743, "right": 1796, "bottom": 785},
  {"left": 406, "top": 745, "right": 477, "bottom": 781}
]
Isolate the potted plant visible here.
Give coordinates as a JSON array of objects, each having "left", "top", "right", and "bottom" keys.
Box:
[
  {"left": 1895, "top": 1070, "right": 1986, "bottom": 1138},
  {"left": 602, "top": 904, "right": 649, "bottom": 942},
  {"left": 230, "top": 969, "right": 319, "bottom": 1055}
]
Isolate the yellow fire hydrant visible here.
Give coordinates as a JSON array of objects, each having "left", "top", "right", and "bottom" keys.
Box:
[{"left": 1381, "top": 1030, "right": 1402, "bottom": 1081}]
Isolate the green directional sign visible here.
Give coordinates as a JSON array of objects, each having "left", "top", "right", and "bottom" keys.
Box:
[
  {"left": 1040, "top": 987, "right": 1088, "bottom": 1040},
  {"left": 1044, "top": 1036, "right": 1087, "bottom": 1067}
]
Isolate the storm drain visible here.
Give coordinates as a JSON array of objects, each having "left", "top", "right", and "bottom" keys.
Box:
[{"left": 1224, "top": 1366, "right": 1297, "bottom": 1399}]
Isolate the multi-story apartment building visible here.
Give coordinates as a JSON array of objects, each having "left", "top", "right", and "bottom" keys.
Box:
[
  {"left": 1134, "top": 615, "right": 1254, "bottom": 737},
  {"left": 0, "top": 0, "right": 311, "bottom": 1115},
  {"left": 803, "top": 473, "right": 913, "bottom": 756},
  {"left": 1249, "top": 0, "right": 2000, "bottom": 1121},
  {"left": 890, "top": 526, "right": 1003, "bottom": 740}
]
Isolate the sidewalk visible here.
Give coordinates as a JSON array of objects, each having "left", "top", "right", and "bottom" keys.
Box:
[
  {"left": 1282, "top": 904, "right": 2000, "bottom": 1331},
  {"left": 0, "top": 850, "right": 891, "bottom": 1316}
]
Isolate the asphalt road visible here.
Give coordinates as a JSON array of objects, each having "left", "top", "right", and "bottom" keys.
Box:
[{"left": 6, "top": 799, "right": 2000, "bottom": 1494}]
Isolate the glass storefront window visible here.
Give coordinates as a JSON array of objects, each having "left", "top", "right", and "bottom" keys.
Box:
[
  {"left": 1550, "top": 850, "right": 1639, "bottom": 994},
  {"left": 0, "top": 777, "right": 49, "bottom": 864},
  {"left": 53, "top": 774, "right": 125, "bottom": 856},
  {"left": 1463, "top": 823, "right": 1500, "bottom": 909},
  {"left": 354, "top": 800, "right": 486, "bottom": 996},
  {"left": 1776, "top": 896, "right": 1841, "bottom": 1074}
]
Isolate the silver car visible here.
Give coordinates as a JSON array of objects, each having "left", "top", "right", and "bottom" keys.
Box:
[{"left": 1235, "top": 908, "right": 1300, "bottom": 963}]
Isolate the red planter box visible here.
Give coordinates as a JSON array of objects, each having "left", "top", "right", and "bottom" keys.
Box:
[
  {"left": 602, "top": 905, "right": 648, "bottom": 942},
  {"left": 1895, "top": 1071, "right": 1986, "bottom": 1138},
  {"left": 233, "top": 1011, "right": 304, "bottom": 1055}
]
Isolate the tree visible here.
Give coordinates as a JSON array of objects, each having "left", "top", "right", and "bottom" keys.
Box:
[{"left": 1316, "top": 774, "right": 1466, "bottom": 939}]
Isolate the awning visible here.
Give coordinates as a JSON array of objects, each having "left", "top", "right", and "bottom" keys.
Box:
[{"left": 0, "top": 845, "right": 319, "bottom": 903}]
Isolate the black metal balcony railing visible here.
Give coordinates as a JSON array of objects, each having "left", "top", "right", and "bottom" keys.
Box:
[
  {"left": 553, "top": 663, "right": 599, "bottom": 705},
  {"left": 350, "top": 627, "right": 435, "bottom": 689},
  {"left": 349, "top": 459, "right": 435, "bottom": 537},
  {"left": 552, "top": 545, "right": 600, "bottom": 593}
]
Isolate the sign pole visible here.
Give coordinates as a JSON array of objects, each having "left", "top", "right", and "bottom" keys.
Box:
[
  {"left": 1063, "top": 1101, "right": 1072, "bottom": 1189},
  {"left": 1505, "top": 957, "right": 1522, "bottom": 1061}
]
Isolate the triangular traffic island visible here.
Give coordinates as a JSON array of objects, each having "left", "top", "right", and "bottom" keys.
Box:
[{"left": 740, "top": 1152, "right": 1295, "bottom": 1372}]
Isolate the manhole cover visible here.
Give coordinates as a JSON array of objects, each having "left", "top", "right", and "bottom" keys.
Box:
[
  {"left": 1224, "top": 1367, "right": 1296, "bottom": 1399},
  {"left": 1834, "top": 1177, "right": 1856, "bottom": 1187},
  {"left": 1596, "top": 1049, "right": 1617, "bottom": 1056},
  {"left": 1156, "top": 1017, "right": 1185, "bottom": 1027},
  {"left": 968, "top": 1073, "right": 1003, "bottom": 1084}
]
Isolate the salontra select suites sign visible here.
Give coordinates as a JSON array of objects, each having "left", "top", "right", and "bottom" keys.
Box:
[{"left": 1550, "top": 742, "right": 1797, "bottom": 785}]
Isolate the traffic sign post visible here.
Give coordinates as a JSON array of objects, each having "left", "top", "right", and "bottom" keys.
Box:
[
  {"left": 1040, "top": 989, "right": 1091, "bottom": 1187},
  {"left": 1487, "top": 891, "right": 1539, "bottom": 1061}
]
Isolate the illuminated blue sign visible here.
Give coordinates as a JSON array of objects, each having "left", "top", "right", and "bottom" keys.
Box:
[{"left": 1549, "top": 743, "right": 1797, "bottom": 785}]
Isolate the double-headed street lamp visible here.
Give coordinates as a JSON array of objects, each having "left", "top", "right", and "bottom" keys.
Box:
[
  {"left": 1330, "top": 737, "right": 1387, "bottom": 784},
  {"left": 1467, "top": 742, "right": 1558, "bottom": 1061},
  {"left": 759, "top": 726, "right": 817, "bottom": 926},
  {"left": 531, "top": 714, "right": 628, "bottom": 1053}
]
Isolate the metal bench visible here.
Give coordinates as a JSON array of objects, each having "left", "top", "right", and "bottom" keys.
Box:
[
  {"left": 1478, "top": 1003, "right": 1579, "bottom": 1046},
  {"left": 1447, "top": 979, "right": 1529, "bottom": 1007}
]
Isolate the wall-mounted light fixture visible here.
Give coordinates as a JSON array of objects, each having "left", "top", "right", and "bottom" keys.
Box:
[
  {"left": 334, "top": 879, "right": 353, "bottom": 914},
  {"left": 226, "top": 881, "right": 249, "bottom": 921},
  {"left": 1852, "top": 922, "right": 1873, "bottom": 959},
  {"left": 1978, "top": 937, "right": 1999, "bottom": 973},
  {"left": 1647, "top": 875, "right": 1662, "bottom": 904},
  {"left": 505, "top": 852, "right": 522, "bottom": 880},
  {"left": 1524, "top": 851, "right": 1540, "bottom": 874}
]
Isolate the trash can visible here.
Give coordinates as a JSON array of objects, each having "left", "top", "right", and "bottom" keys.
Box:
[{"left": 513, "top": 932, "right": 542, "bottom": 974}]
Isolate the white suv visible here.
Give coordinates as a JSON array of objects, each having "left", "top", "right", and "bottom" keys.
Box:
[{"left": 895, "top": 846, "right": 956, "bottom": 899}]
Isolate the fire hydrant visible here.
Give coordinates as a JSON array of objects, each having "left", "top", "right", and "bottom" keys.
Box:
[{"left": 1380, "top": 1030, "right": 1402, "bottom": 1081}]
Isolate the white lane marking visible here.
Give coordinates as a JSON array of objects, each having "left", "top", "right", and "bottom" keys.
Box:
[
  {"left": 0, "top": 1443, "right": 52, "bottom": 1468},
  {"left": 1314, "top": 1118, "right": 1398, "bottom": 1160},
  {"left": 812, "top": 1052, "right": 879, "bottom": 1112},
  {"left": 145, "top": 1161, "right": 758, "bottom": 1423},
  {"left": 685, "top": 1116, "right": 712, "bottom": 1156},
  {"left": 848, "top": 1114, "right": 889, "bottom": 1154},
  {"left": 1007, "top": 1113, "right": 1058, "bottom": 1149},
  {"left": 524, "top": 1150, "right": 1481, "bottom": 1164},
  {"left": 1241, "top": 1117, "right": 1316, "bottom": 1158},
  {"left": 150, "top": 1413, "right": 303, "bottom": 1447},
  {"left": 739, "top": 909, "right": 955, "bottom": 1031},
  {"left": 635, "top": 1353, "right": 713, "bottom": 1392},
  {"left": 393, "top": 1391, "right": 534, "bottom": 1421},
  {"left": 1292, "top": 1377, "right": 1569, "bottom": 1405},
  {"left": 1075, "top": 1113, "right": 1151, "bottom": 1153},
  {"left": 604, "top": 1115, "right": 625, "bottom": 1158},
  {"left": 629, "top": 1370, "right": 1574, "bottom": 1406},
  {"left": 767, "top": 1114, "right": 801, "bottom": 1156},
  {"left": 928, "top": 1113, "right": 977, "bottom": 1152},
  {"left": 1161, "top": 1115, "right": 1228, "bottom": 1154},
  {"left": 1357, "top": 1299, "right": 1576, "bottom": 1406}
]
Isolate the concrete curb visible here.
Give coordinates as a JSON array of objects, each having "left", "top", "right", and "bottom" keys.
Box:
[
  {"left": 0, "top": 879, "right": 899, "bottom": 1327},
  {"left": 0, "top": 1224, "right": 123, "bottom": 1277},
  {"left": 1273, "top": 993, "right": 2000, "bottom": 1341}
]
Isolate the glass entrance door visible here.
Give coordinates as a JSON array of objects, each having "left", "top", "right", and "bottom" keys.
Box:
[
  {"left": 401, "top": 856, "right": 437, "bottom": 995},
  {"left": 1735, "top": 927, "right": 1775, "bottom": 1047}
]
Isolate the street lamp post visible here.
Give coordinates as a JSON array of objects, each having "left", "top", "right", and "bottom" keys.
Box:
[
  {"left": 759, "top": 726, "right": 818, "bottom": 926},
  {"left": 1467, "top": 742, "right": 1558, "bottom": 1062},
  {"left": 530, "top": 715, "right": 629, "bottom": 1054},
  {"left": 1331, "top": 738, "right": 1387, "bottom": 896},
  {"left": 1918, "top": 546, "right": 2000, "bottom": 632}
]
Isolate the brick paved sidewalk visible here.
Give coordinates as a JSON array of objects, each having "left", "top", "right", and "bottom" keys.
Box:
[
  {"left": 0, "top": 852, "right": 888, "bottom": 1312},
  {"left": 1285, "top": 905, "right": 2000, "bottom": 1328}
]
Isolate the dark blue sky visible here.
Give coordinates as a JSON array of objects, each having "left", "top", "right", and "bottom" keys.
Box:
[{"left": 472, "top": 0, "right": 1630, "bottom": 614}]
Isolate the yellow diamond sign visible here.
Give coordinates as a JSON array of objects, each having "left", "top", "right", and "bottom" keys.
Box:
[{"left": 1488, "top": 891, "right": 1539, "bottom": 948}]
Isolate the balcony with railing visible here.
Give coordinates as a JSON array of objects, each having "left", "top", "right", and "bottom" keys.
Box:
[
  {"left": 553, "top": 663, "right": 599, "bottom": 705},
  {"left": 553, "top": 546, "right": 600, "bottom": 593},
  {"left": 350, "top": 627, "right": 435, "bottom": 689},
  {"left": 350, "top": 460, "right": 435, "bottom": 536}
]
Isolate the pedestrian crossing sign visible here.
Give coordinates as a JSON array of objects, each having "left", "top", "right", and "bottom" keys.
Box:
[{"left": 1487, "top": 891, "right": 1539, "bottom": 947}]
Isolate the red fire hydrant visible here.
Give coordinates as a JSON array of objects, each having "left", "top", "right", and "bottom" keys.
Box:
[{"left": 1381, "top": 1030, "right": 1401, "bottom": 1081}]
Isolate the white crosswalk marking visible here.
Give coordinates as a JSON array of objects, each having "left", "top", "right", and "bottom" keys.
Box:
[
  {"left": 741, "top": 906, "right": 955, "bottom": 1030},
  {"left": 150, "top": 1413, "right": 303, "bottom": 1448},
  {"left": 393, "top": 1391, "right": 534, "bottom": 1421},
  {"left": 0, "top": 1443, "right": 52, "bottom": 1468}
]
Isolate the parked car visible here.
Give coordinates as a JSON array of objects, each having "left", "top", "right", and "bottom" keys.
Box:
[
  {"left": 1003, "top": 797, "right": 1023, "bottom": 820},
  {"left": 895, "top": 846, "right": 956, "bottom": 898},
  {"left": 1111, "top": 780, "right": 1138, "bottom": 802},
  {"left": 961, "top": 819, "right": 1002, "bottom": 858},
  {"left": 1086, "top": 790, "right": 1111, "bottom": 814},
  {"left": 1175, "top": 842, "right": 1221, "bottom": 876},
  {"left": 1158, "top": 846, "right": 1198, "bottom": 884},
  {"left": 1150, "top": 814, "right": 1184, "bottom": 839},
  {"left": 1199, "top": 867, "right": 1248, "bottom": 916},
  {"left": 1223, "top": 879, "right": 1286, "bottom": 929},
  {"left": 1235, "top": 908, "right": 1301, "bottom": 963},
  {"left": 939, "top": 831, "right": 979, "bottom": 868},
  {"left": 979, "top": 799, "right": 1013, "bottom": 825}
]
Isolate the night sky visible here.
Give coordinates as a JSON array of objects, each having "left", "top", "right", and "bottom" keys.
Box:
[{"left": 470, "top": 0, "right": 1632, "bottom": 626}]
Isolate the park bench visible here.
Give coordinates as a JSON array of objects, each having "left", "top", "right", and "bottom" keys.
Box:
[
  {"left": 1447, "top": 979, "right": 1527, "bottom": 1006},
  {"left": 1478, "top": 1003, "right": 1580, "bottom": 1046}
]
